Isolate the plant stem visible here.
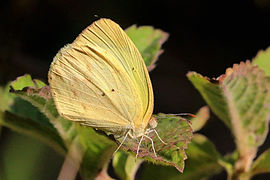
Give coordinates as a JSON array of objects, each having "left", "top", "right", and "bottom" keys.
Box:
[{"left": 58, "top": 137, "right": 83, "bottom": 180}]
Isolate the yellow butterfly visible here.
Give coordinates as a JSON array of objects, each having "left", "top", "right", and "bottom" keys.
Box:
[{"left": 48, "top": 18, "right": 165, "bottom": 157}]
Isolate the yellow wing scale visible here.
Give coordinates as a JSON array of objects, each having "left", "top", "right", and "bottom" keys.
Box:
[{"left": 48, "top": 18, "right": 154, "bottom": 136}]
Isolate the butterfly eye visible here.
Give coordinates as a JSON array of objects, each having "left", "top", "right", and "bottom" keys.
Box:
[{"left": 101, "top": 92, "right": 105, "bottom": 96}]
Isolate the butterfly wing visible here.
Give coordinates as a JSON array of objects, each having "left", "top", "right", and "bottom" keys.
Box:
[{"left": 48, "top": 18, "right": 153, "bottom": 135}]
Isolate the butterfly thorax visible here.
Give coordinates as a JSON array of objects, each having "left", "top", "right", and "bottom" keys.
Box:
[
  {"left": 129, "top": 116, "right": 157, "bottom": 139},
  {"left": 129, "top": 126, "right": 146, "bottom": 139}
]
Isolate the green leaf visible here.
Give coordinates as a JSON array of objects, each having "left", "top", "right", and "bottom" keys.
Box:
[
  {"left": 190, "top": 106, "right": 210, "bottom": 132},
  {"left": 0, "top": 111, "right": 66, "bottom": 153},
  {"left": 10, "top": 74, "right": 45, "bottom": 91},
  {"left": 252, "top": 47, "right": 270, "bottom": 76},
  {"left": 0, "top": 81, "right": 65, "bottom": 152},
  {"left": 141, "top": 134, "right": 224, "bottom": 180},
  {"left": 141, "top": 164, "right": 181, "bottom": 180},
  {"left": 77, "top": 126, "right": 117, "bottom": 180},
  {"left": 117, "top": 113, "right": 193, "bottom": 172},
  {"left": 0, "top": 84, "right": 15, "bottom": 111},
  {"left": 125, "top": 25, "right": 169, "bottom": 71},
  {"left": 187, "top": 71, "right": 231, "bottom": 128},
  {"left": 188, "top": 61, "right": 270, "bottom": 171},
  {"left": 0, "top": 84, "right": 15, "bottom": 138},
  {"left": 112, "top": 151, "right": 142, "bottom": 180},
  {"left": 250, "top": 148, "right": 270, "bottom": 176},
  {"left": 181, "top": 134, "right": 224, "bottom": 179}
]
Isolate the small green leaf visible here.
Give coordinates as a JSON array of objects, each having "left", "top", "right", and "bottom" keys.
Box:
[
  {"left": 141, "top": 134, "right": 224, "bottom": 180},
  {"left": 112, "top": 151, "right": 142, "bottom": 180},
  {"left": 191, "top": 106, "right": 210, "bottom": 132},
  {"left": 117, "top": 113, "right": 193, "bottom": 172},
  {"left": 10, "top": 74, "right": 45, "bottom": 91},
  {"left": 250, "top": 148, "right": 270, "bottom": 176},
  {"left": 252, "top": 47, "right": 270, "bottom": 76},
  {"left": 125, "top": 25, "right": 169, "bottom": 70}
]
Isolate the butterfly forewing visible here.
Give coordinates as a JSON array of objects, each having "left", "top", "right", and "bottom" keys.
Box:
[{"left": 48, "top": 19, "right": 154, "bottom": 135}]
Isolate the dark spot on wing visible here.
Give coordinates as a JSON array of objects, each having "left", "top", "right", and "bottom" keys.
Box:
[
  {"left": 112, "top": 89, "right": 115, "bottom": 92},
  {"left": 132, "top": 67, "right": 135, "bottom": 71},
  {"left": 82, "top": 104, "right": 87, "bottom": 110}
]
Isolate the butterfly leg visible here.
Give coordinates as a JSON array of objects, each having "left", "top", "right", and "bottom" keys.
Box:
[
  {"left": 147, "top": 129, "right": 167, "bottom": 145},
  {"left": 113, "top": 131, "right": 130, "bottom": 156},
  {"left": 144, "top": 135, "right": 157, "bottom": 157},
  {"left": 136, "top": 136, "right": 144, "bottom": 159}
]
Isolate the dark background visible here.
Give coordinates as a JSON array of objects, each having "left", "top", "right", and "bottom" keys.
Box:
[{"left": 1, "top": 0, "right": 270, "bottom": 179}]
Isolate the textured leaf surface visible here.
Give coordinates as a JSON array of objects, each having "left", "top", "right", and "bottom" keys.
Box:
[
  {"left": 117, "top": 113, "right": 193, "bottom": 172},
  {"left": 112, "top": 151, "right": 142, "bottom": 180},
  {"left": 252, "top": 47, "right": 270, "bottom": 76},
  {"left": 188, "top": 61, "right": 270, "bottom": 171},
  {"left": 141, "top": 134, "right": 223, "bottom": 180},
  {"left": 221, "top": 61, "right": 270, "bottom": 172},
  {"left": 125, "top": 25, "right": 169, "bottom": 71}
]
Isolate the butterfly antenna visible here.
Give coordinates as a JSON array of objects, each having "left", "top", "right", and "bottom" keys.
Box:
[
  {"left": 144, "top": 135, "right": 157, "bottom": 157},
  {"left": 113, "top": 132, "right": 129, "bottom": 156},
  {"left": 136, "top": 136, "right": 144, "bottom": 159},
  {"left": 169, "top": 113, "right": 197, "bottom": 118}
]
